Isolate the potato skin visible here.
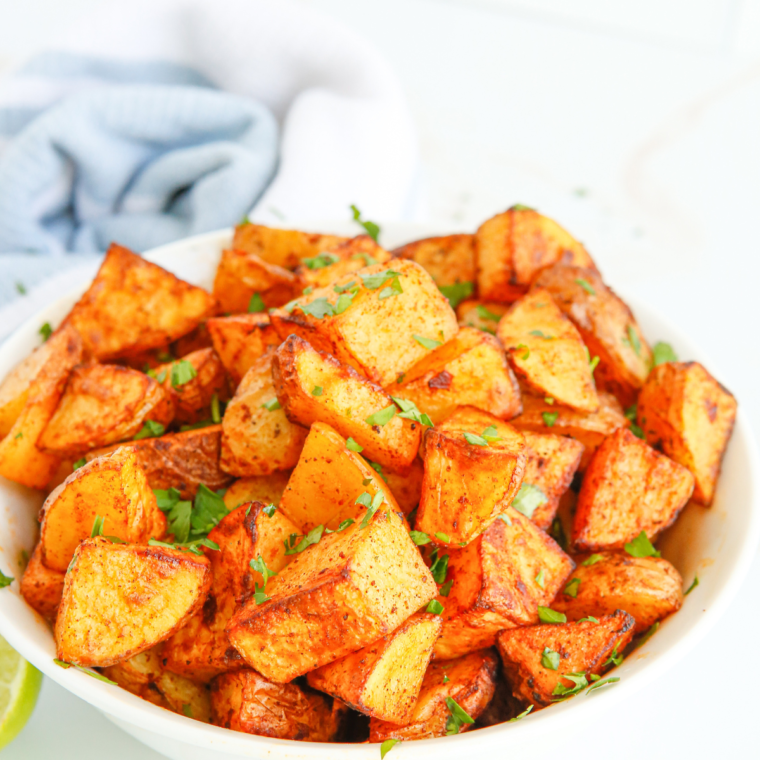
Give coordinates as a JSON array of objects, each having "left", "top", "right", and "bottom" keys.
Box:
[
  {"left": 19, "top": 543, "right": 65, "bottom": 622},
  {"left": 572, "top": 428, "right": 694, "bottom": 551},
  {"left": 552, "top": 551, "right": 683, "bottom": 633},
  {"left": 392, "top": 234, "right": 475, "bottom": 289},
  {"left": 637, "top": 361, "right": 737, "bottom": 506}
]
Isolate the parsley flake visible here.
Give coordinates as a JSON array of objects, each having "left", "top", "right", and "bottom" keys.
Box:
[
  {"left": 582, "top": 554, "right": 604, "bottom": 566},
  {"left": 434, "top": 532, "right": 450, "bottom": 543},
  {"left": 652, "top": 341, "right": 678, "bottom": 366},
  {"left": 636, "top": 621, "right": 659, "bottom": 648},
  {"left": 512, "top": 483, "right": 548, "bottom": 519},
  {"left": 603, "top": 643, "right": 623, "bottom": 668},
  {"left": 463, "top": 431, "right": 488, "bottom": 446},
  {"left": 542, "top": 411, "right": 559, "bottom": 427},
  {"left": 346, "top": 437, "right": 364, "bottom": 453},
  {"left": 0, "top": 569, "right": 14, "bottom": 588},
  {"left": 73, "top": 457, "right": 87, "bottom": 471},
  {"left": 334, "top": 291, "right": 356, "bottom": 314},
  {"left": 624, "top": 530, "right": 660, "bottom": 558},
  {"left": 312, "top": 386, "right": 323, "bottom": 397},
  {"left": 625, "top": 325, "right": 642, "bottom": 357},
  {"left": 261, "top": 397, "right": 281, "bottom": 411},
  {"left": 541, "top": 647, "right": 560, "bottom": 670},
  {"left": 391, "top": 396, "right": 433, "bottom": 427},
  {"left": 476, "top": 304, "right": 502, "bottom": 323},
  {"left": 430, "top": 554, "right": 449, "bottom": 584},
  {"left": 586, "top": 676, "right": 620, "bottom": 694},
  {"left": 445, "top": 697, "right": 474, "bottom": 735},
  {"left": 439, "top": 579, "right": 454, "bottom": 597},
  {"left": 508, "top": 705, "right": 534, "bottom": 722},
  {"left": 515, "top": 343, "right": 530, "bottom": 360},
  {"left": 412, "top": 334, "right": 441, "bottom": 350},
  {"left": 579, "top": 616, "right": 599, "bottom": 623},
  {"left": 303, "top": 252, "right": 340, "bottom": 270},
  {"left": 380, "top": 739, "right": 400, "bottom": 759},
  {"left": 248, "top": 293, "right": 265, "bottom": 313},
  {"left": 365, "top": 405, "right": 396, "bottom": 427},
  {"left": 535, "top": 568, "right": 546, "bottom": 588},
  {"left": 263, "top": 503, "right": 277, "bottom": 517},
  {"left": 439, "top": 281, "right": 473, "bottom": 309},
  {"left": 134, "top": 420, "right": 165, "bottom": 440},
  {"left": 171, "top": 360, "right": 197, "bottom": 388},
  {"left": 53, "top": 659, "right": 117, "bottom": 685},
  {"left": 39, "top": 322, "right": 53, "bottom": 341},
  {"left": 297, "top": 297, "right": 335, "bottom": 319},
  {"left": 685, "top": 575, "right": 699, "bottom": 595},
  {"left": 409, "top": 530, "right": 431, "bottom": 546},
  {"left": 564, "top": 577, "right": 581, "bottom": 598},
  {"left": 90, "top": 515, "right": 105, "bottom": 538},
  {"left": 552, "top": 671, "right": 588, "bottom": 699},
  {"left": 350, "top": 205, "right": 380, "bottom": 242},
  {"left": 538, "top": 606, "right": 566, "bottom": 624},
  {"left": 426, "top": 599, "right": 444, "bottom": 615},
  {"left": 529, "top": 329, "right": 554, "bottom": 340},
  {"left": 211, "top": 393, "right": 221, "bottom": 424},
  {"left": 575, "top": 278, "right": 596, "bottom": 296},
  {"left": 285, "top": 524, "right": 325, "bottom": 555}
]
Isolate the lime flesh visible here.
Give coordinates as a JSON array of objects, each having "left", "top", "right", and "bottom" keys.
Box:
[{"left": 0, "top": 634, "right": 42, "bottom": 750}]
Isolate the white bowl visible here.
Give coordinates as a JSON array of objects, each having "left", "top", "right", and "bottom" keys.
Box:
[{"left": 0, "top": 224, "right": 758, "bottom": 760}]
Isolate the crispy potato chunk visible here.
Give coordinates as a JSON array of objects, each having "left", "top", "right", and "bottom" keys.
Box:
[
  {"left": 456, "top": 300, "right": 509, "bottom": 335},
  {"left": 270, "top": 258, "right": 458, "bottom": 387},
  {"left": 211, "top": 669, "right": 344, "bottom": 741},
  {"left": 231, "top": 222, "right": 347, "bottom": 270},
  {"left": 55, "top": 538, "right": 211, "bottom": 667},
  {"left": 226, "top": 510, "right": 437, "bottom": 682},
  {"left": 496, "top": 611, "right": 635, "bottom": 708},
  {"left": 279, "top": 422, "right": 399, "bottom": 532},
  {"left": 497, "top": 289, "right": 599, "bottom": 413},
  {"left": 295, "top": 236, "right": 392, "bottom": 290},
  {"left": 511, "top": 391, "right": 628, "bottom": 471},
  {"left": 62, "top": 244, "right": 217, "bottom": 361},
  {"left": 0, "top": 325, "right": 83, "bottom": 489},
  {"left": 534, "top": 265, "right": 651, "bottom": 406},
  {"left": 432, "top": 507, "right": 574, "bottom": 659},
  {"left": 171, "top": 322, "right": 213, "bottom": 357},
  {"left": 369, "top": 649, "right": 498, "bottom": 742},
  {"left": 207, "top": 313, "right": 280, "bottom": 385},
  {"left": 87, "top": 425, "right": 232, "bottom": 499},
  {"left": 273, "top": 335, "right": 420, "bottom": 474},
  {"left": 223, "top": 472, "right": 291, "bottom": 512},
  {"left": 476, "top": 207, "right": 596, "bottom": 303},
  {"left": 384, "top": 456, "right": 424, "bottom": 515},
  {"left": 573, "top": 428, "right": 694, "bottom": 551},
  {"left": 553, "top": 551, "right": 683, "bottom": 633},
  {"left": 393, "top": 327, "right": 521, "bottom": 425},
  {"left": 213, "top": 249, "right": 299, "bottom": 314},
  {"left": 638, "top": 361, "right": 737, "bottom": 506},
  {"left": 416, "top": 407, "right": 526, "bottom": 547},
  {"left": 40, "top": 446, "right": 165, "bottom": 572},
  {"left": 392, "top": 234, "right": 475, "bottom": 289},
  {"left": 220, "top": 349, "right": 307, "bottom": 477},
  {"left": 38, "top": 364, "right": 174, "bottom": 458},
  {"left": 163, "top": 502, "right": 298, "bottom": 682},
  {"left": 19, "top": 543, "right": 65, "bottom": 622}
]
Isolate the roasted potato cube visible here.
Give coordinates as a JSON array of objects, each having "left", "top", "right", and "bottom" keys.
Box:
[
  {"left": 497, "top": 288, "right": 599, "bottom": 413},
  {"left": 369, "top": 649, "right": 498, "bottom": 742},
  {"left": 171, "top": 322, "right": 214, "bottom": 357},
  {"left": 432, "top": 507, "right": 574, "bottom": 660},
  {"left": 279, "top": 422, "right": 400, "bottom": 532},
  {"left": 295, "top": 236, "right": 392, "bottom": 290},
  {"left": 40, "top": 446, "right": 166, "bottom": 572},
  {"left": 213, "top": 249, "right": 299, "bottom": 314},
  {"left": 19, "top": 543, "right": 65, "bottom": 622},
  {"left": 55, "top": 537, "right": 212, "bottom": 667},
  {"left": 511, "top": 391, "right": 628, "bottom": 471},
  {"left": 496, "top": 611, "right": 635, "bottom": 708},
  {"left": 456, "top": 300, "right": 509, "bottom": 335},
  {"left": 62, "top": 244, "right": 217, "bottom": 361},
  {"left": 0, "top": 325, "right": 82, "bottom": 489},
  {"left": 476, "top": 207, "right": 596, "bottom": 303},
  {"left": 307, "top": 612, "right": 441, "bottom": 724},
  {"left": 416, "top": 407, "right": 526, "bottom": 547},
  {"left": 393, "top": 327, "right": 521, "bottom": 425},
  {"left": 391, "top": 234, "right": 475, "bottom": 290},
  {"left": 270, "top": 258, "right": 458, "bottom": 387},
  {"left": 222, "top": 471, "right": 291, "bottom": 512},
  {"left": 552, "top": 551, "right": 683, "bottom": 633},
  {"left": 573, "top": 428, "right": 694, "bottom": 551},
  {"left": 521, "top": 431, "right": 584, "bottom": 530},
  {"left": 384, "top": 456, "right": 424, "bottom": 516},
  {"left": 534, "top": 265, "right": 651, "bottom": 406},
  {"left": 38, "top": 364, "right": 174, "bottom": 458},
  {"left": 231, "top": 222, "right": 347, "bottom": 269},
  {"left": 87, "top": 425, "right": 232, "bottom": 499},
  {"left": 211, "top": 669, "right": 344, "bottom": 741},
  {"left": 638, "top": 361, "right": 737, "bottom": 506},
  {"left": 220, "top": 349, "right": 307, "bottom": 477},
  {"left": 226, "top": 509, "right": 437, "bottom": 682},
  {"left": 206, "top": 313, "right": 280, "bottom": 385},
  {"left": 163, "top": 501, "right": 299, "bottom": 682},
  {"left": 273, "top": 335, "right": 420, "bottom": 474}
]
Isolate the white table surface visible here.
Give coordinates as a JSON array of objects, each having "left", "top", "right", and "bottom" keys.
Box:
[{"left": 3, "top": 0, "right": 760, "bottom": 756}]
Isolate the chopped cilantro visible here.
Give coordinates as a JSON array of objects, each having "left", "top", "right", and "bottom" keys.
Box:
[
  {"left": 13, "top": 432, "right": 22, "bottom": 440},
  {"left": 529, "top": 329, "right": 554, "bottom": 340},
  {"left": 334, "top": 280, "right": 357, "bottom": 293},
  {"left": 261, "top": 397, "right": 281, "bottom": 411},
  {"left": 552, "top": 671, "right": 588, "bottom": 699},
  {"left": 284, "top": 524, "right": 325, "bottom": 555},
  {"left": 412, "top": 334, "right": 441, "bottom": 350},
  {"left": 589, "top": 355, "right": 600, "bottom": 374},
  {"left": 302, "top": 252, "right": 339, "bottom": 270},
  {"left": 153, "top": 484, "right": 228, "bottom": 545},
  {"left": 380, "top": 739, "right": 400, "bottom": 759},
  {"left": 636, "top": 621, "right": 659, "bottom": 648},
  {"left": 148, "top": 537, "right": 220, "bottom": 556},
  {"left": 535, "top": 568, "right": 546, "bottom": 588},
  {"left": 579, "top": 616, "right": 599, "bottom": 623},
  {"left": 334, "top": 291, "right": 356, "bottom": 314},
  {"left": 564, "top": 577, "right": 581, "bottom": 598},
  {"left": 685, "top": 575, "right": 699, "bottom": 595},
  {"left": 439, "top": 579, "right": 454, "bottom": 597},
  {"left": 496, "top": 513, "right": 513, "bottom": 526},
  {"left": 350, "top": 204, "right": 380, "bottom": 242},
  {"left": 73, "top": 457, "right": 87, "bottom": 471},
  {"left": 582, "top": 554, "right": 604, "bottom": 566},
  {"left": 248, "top": 293, "right": 265, "bottom": 313},
  {"left": 357, "top": 491, "right": 385, "bottom": 529},
  {"left": 463, "top": 431, "right": 488, "bottom": 446},
  {"left": 434, "top": 532, "right": 451, "bottom": 543},
  {"left": 250, "top": 554, "right": 278, "bottom": 589},
  {"left": 538, "top": 606, "right": 566, "bottom": 624},
  {"left": 476, "top": 304, "right": 501, "bottom": 322},
  {"left": 0, "top": 569, "right": 14, "bottom": 588},
  {"left": 545, "top": 396, "right": 555, "bottom": 405},
  {"left": 426, "top": 599, "right": 444, "bottom": 615},
  {"left": 439, "top": 281, "right": 473, "bottom": 309},
  {"left": 508, "top": 705, "right": 534, "bottom": 722},
  {"left": 603, "top": 643, "right": 623, "bottom": 668},
  {"left": 391, "top": 396, "right": 433, "bottom": 427},
  {"left": 542, "top": 411, "right": 559, "bottom": 427},
  {"left": 263, "top": 503, "right": 277, "bottom": 517},
  {"left": 211, "top": 393, "right": 221, "bottom": 424},
  {"left": 626, "top": 325, "right": 642, "bottom": 357},
  {"left": 171, "top": 360, "right": 197, "bottom": 388},
  {"left": 541, "top": 647, "right": 560, "bottom": 670},
  {"left": 653, "top": 341, "right": 678, "bottom": 366},
  {"left": 325, "top": 518, "right": 355, "bottom": 533},
  {"left": 586, "top": 676, "right": 620, "bottom": 694},
  {"left": 352, "top": 252, "right": 379, "bottom": 266},
  {"left": 297, "top": 297, "right": 335, "bottom": 319},
  {"left": 409, "top": 530, "right": 431, "bottom": 546},
  {"left": 346, "top": 437, "right": 364, "bottom": 453},
  {"left": 134, "top": 420, "right": 165, "bottom": 440},
  {"left": 430, "top": 554, "right": 449, "bottom": 584},
  {"left": 550, "top": 516, "right": 568, "bottom": 550},
  {"left": 575, "top": 278, "right": 596, "bottom": 295},
  {"left": 365, "top": 405, "right": 396, "bottom": 427},
  {"left": 360, "top": 270, "right": 400, "bottom": 290},
  {"left": 512, "top": 483, "right": 547, "bottom": 519},
  {"left": 378, "top": 276, "right": 403, "bottom": 300},
  {"left": 90, "top": 515, "right": 105, "bottom": 538},
  {"left": 182, "top": 704, "right": 193, "bottom": 718},
  {"left": 445, "top": 697, "right": 474, "bottom": 735},
  {"left": 39, "top": 322, "right": 53, "bottom": 341},
  {"left": 515, "top": 343, "right": 530, "bottom": 360},
  {"left": 311, "top": 386, "right": 323, "bottom": 397},
  {"left": 624, "top": 530, "right": 660, "bottom": 558}
]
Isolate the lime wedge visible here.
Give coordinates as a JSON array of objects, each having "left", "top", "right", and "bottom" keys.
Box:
[{"left": 0, "top": 634, "right": 42, "bottom": 749}]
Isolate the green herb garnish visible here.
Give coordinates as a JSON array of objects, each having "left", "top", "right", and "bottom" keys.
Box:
[
  {"left": 512, "top": 483, "right": 547, "bottom": 519},
  {"left": 439, "top": 281, "right": 473, "bottom": 309},
  {"left": 624, "top": 530, "right": 660, "bottom": 558},
  {"left": 134, "top": 420, "right": 166, "bottom": 440},
  {"left": 412, "top": 334, "right": 441, "bottom": 350},
  {"left": 541, "top": 647, "right": 560, "bottom": 670},
  {"left": 248, "top": 293, "right": 265, "bottom": 313},
  {"left": 538, "top": 606, "right": 567, "bottom": 624}
]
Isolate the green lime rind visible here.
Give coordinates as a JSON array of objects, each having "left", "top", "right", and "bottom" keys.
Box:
[{"left": 0, "top": 635, "right": 43, "bottom": 750}]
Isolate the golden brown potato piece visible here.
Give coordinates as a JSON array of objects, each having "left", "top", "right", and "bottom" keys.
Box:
[
  {"left": 163, "top": 501, "right": 298, "bottom": 683},
  {"left": 55, "top": 537, "right": 211, "bottom": 667},
  {"left": 226, "top": 509, "right": 437, "bottom": 683},
  {"left": 393, "top": 327, "right": 521, "bottom": 425},
  {"left": 497, "top": 288, "right": 599, "bottom": 413},
  {"left": 231, "top": 222, "right": 348, "bottom": 270},
  {"left": 573, "top": 428, "right": 694, "bottom": 552},
  {"left": 384, "top": 456, "right": 424, "bottom": 515},
  {"left": 278, "top": 422, "right": 399, "bottom": 532},
  {"left": 220, "top": 349, "right": 307, "bottom": 477},
  {"left": 534, "top": 265, "right": 651, "bottom": 407},
  {"left": 432, "top": 507, "right": 575, "bottom": 660},
  {"left": 223, "top": 472, "right": 291, "bottom": 512},
  {"left": 476, "top": 207, "right": 596, "bottom": 303},
  {"left": 19, "top": 543, "right": 65, "bottom": 622},
  {"left": 511, "top": 391, "right": 628, "bottom": 471},
  {"left": 0, "top": 325, "right": 83, "bottom": 489},
  {"left": 273, "top": 335, "right": 420, "bottom": 475},
  {"left": 456, "top": 300, "right": 509, "bottom": 335},
  {"left": 307, "top": 612, "right": 441, "bottom": 724},
  {"left": 40, "top": 446, "right": 166, "bottom": 572},
  {"left": 62, "top": 244, "right": 217, "bottom": 361},
  {"left": 369, "top": 649, "right": 498, "bottom": 742},
  {"left": 295, "top": 236, "right": 392, "bottom": 290},
  {"left": 206, "top": 313, "right": 280, "bottom": 385},
  {"left": 87, "top": 425, "right": 232, "bottom": 499},
  {"left": 638, "top": 361, "right": 737, "bottom": 506},
  {"left": 211, "top": 669, "right": 344, "bottom": 741},
  {"left": 496, "top": 611, "right": 635, "bottom": 708},
  {"left": 154, "top": 349, "right": 228, "bottom": 424},
  {"left": 213, "top": 249, "right": 300, "bottom": 314},
  {"left": 171, "top": 322, "right": 214, "bottom": 357},
  {"left": 392, "top": 234, "right": 475, "bottom": 290},
  {"left": 38, "top": 364, "right": 174, "bottom": 458},
  {"left": 416, "top": 407, "right": 526, "bottom": 547},
  {"left": 270, "top": 258, "right": 459, "bottom": 387}
]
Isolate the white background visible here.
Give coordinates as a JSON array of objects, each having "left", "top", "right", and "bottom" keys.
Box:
[{"left": 2, "top": 0, "right": 760, "bottom": 756}]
